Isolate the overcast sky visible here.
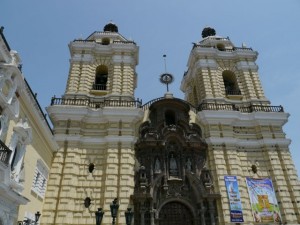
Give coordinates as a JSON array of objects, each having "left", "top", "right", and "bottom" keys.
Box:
[{"left": 2, "top": 0, "right": 300, "bottom": 175}]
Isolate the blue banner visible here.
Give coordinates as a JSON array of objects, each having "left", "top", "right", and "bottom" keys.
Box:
[{"left": 224, "top": 176, "right": 244, "bottom": 222}]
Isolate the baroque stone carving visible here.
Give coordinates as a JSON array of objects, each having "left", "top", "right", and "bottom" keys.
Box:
[{"left": 132, "top": 98, "right": 220, "bottom": 225}]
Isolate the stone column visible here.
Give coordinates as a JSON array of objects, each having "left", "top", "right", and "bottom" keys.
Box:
[
  {"left": 208, "top": 200, "right": 216, "bottom": 225},
  {"left": 140, "top": 208, "right": 146, "bottom": 225},
  {"left": 198, "top": 200, "right": 206, "bottom": 225},
  {"left": 150, "top": 209, "right": 155, "bottom": 225}
]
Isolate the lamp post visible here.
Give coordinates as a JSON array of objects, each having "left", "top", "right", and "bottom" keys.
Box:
[
  {"left": 124, "top": 208, "right": 133, "bottom": 225},
  {"left": 95, "top": 208, "right": 104, "bottom": 225},
  {"left": 110, "top": 198, "right": 119, "bottom": 225},
  {"left": 18, "top": 211, "right": 41, "bottom": 225}
]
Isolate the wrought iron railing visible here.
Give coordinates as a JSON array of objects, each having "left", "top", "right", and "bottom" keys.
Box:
[
  {"left": 225, "top": 89, "right": 242, "bottom": 95},
  {"left": 198, "top": 103, "right": 284, "bottom": 113},
  {"left": 233, "top": 47, "right": 253, "bottom": 51},
  {"left": 238, "top": 105, "right": 284, "bottom": 113},
  {"left": 0, "top": 139, "right": 12, "bottom": 165},
  {"left": 92, "top": 83, "right": 107, "bottom": 91},
  {"left": 113, "top": 40, "right": 136, "bottom": 44},
  {"left": 50, "top": 97, "right": 142, "bottom": 108},
  {"left": 50, "top": 96, "right": 284, "bottom": 113},
  {"left": 72, "top": 39, "right": 136, "bottom": 45},
  {"left": 198, "top": 103, "right": 237, "bottom": 111},
  {"left": 142, "top": 97, "right": 197, "bottom": 113},
  {"left": 0, "top": 26, "right": 11, "bottom": 52},
  {"left": 193, "top": 44, "right": 253, "bottom": 52},
  {"left": 24, "top": 79, "right": 53, "bottom": 134},
  {"left": 142, "top": 97, "right": 164, "bottom": 110}
]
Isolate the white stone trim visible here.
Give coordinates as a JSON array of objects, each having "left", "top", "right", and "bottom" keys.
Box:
[
  {"left": 198, "top": 110, "right": 289, "bottom": 126},
  {"left": 8, "top": 118, "right": 32, "bottom": 183},
  {"left": 206, "top": 137, "right": 291, "bottom": 148},
  {"left": 0, "top": 112, "right": 8, "bottom": 141},
  {"left": 54, "top": 134, "right": 138, "bottom": 144}
]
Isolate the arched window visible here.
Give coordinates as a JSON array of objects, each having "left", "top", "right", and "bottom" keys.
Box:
[
  {"left": 222, "top": 70, "right": 241, "bottom": 95},
  {"left": 165, "top": 110, "right": 176, "bottom": 126},
  {"left": 101, "top": 38, "right": 110, "bottom": 45},
  {"left": 93, "top": 65, "right": 108, "bottom": 90},
  {"left": 217, "top": 43, "right": 225, "bottom": 51},
  {"left": 8, "top": 118, "right": 32, "bottom": 182}
]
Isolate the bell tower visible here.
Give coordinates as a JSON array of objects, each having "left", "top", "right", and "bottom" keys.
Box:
[
  {"left": 43, "top": 23, "right": 143, "bottom": 225},
  {"left": 181, "top": 27, "right": 268, "bottom": 107},
  {"left": 65, "top": 22, "right": 138, "bottom": 100},
  {"left": 181, "top": 28, "right": 300, "bottom": 224}
]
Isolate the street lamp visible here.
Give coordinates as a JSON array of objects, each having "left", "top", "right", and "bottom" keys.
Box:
[
  {"left": 124, "top": 208, "right": 133, "bottom": 225},
  {"left": 110, "top": 198, "right": 119, "bottom": 225},
  {"left": 18, "top": 211, "right": 41, "bottom": 225},
  {"left": 95, "top": 208, "right": 104, "bottom": 225}
]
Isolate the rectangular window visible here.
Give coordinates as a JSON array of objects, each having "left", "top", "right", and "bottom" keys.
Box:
[{"left": 31, "top": 160, "right": 48, "bottom": 198}]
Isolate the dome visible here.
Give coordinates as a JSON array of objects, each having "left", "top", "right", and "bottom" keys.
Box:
[
  {"left": 201, "top": 27, "right": 216, "bottom": 38},
  {"left": 103, "top": 22, "right": 118, "bottom": 32}
]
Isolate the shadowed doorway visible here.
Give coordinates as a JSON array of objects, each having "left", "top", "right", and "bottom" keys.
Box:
[{"left": 159, "top": 202, "right": 194, "bottom": 225}]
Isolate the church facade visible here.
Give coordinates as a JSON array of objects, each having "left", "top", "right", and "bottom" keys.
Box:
[
  {"left": 42, "top": 23, "right": 300, "bottom": 225},
  {"left": 0, "top": 22, "right": 297, "bottom": 225}
]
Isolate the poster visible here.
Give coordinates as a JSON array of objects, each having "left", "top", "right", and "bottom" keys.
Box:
[
  {"left": 224, "top": 176, "right": 244, "bottom": 222},
  {"left": 246, "top": 177, "right": 281, "bottom": 223}
]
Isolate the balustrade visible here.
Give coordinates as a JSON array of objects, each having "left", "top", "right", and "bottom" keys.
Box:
[
  {"left": 50, "top": 96, "right": 283, "bottom": 113},
  {"left": 92, "top": 83, "right": 107, "bottom": 91},
  {"left": 198, "top": 103, "right": 284, "bottom": 113},
  {"left": 225, "top": 89, "right": 242, "bottom": 95},
  {"left": 50, "top": 97, "right": 142, "bottom": 108},
  {"left": 0, "top": 139, "right": 12, "bottom": 165}
]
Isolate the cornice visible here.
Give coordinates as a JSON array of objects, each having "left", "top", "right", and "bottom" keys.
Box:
[
  {"left": 54, "top": 134, "right": 138, "bottom": 144},
  {"left": 192, "top": 46, "right": 258, "bottom": 60},
  {"left": 20, "top": 85, "right": 58, "bottom": 152},
  {"left": 47, "top": 105, "right": 144, "bottom": 123},
  {"left": 198, "top": 110, "right": 289, "bottom": 126},
  {"left": 205, "top": 137, "right": 291, "bottom": 148}
]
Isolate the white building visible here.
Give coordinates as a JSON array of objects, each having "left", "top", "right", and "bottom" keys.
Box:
[{"left": 0, "top": 27, "right": 58, "bottom": 225}]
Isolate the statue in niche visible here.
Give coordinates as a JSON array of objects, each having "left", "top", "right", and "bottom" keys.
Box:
[
  {"left": 169, "top": 154, "right": 178, "bottom": 176},
  {"left": 186, "top": 158, "right": 192, "bottom": 171},
  {"left": 168, "top": 143, "right": 176, "bottom": 152},
  {"left": 154, "top": 157, "right": 161, "bottom": 173}
]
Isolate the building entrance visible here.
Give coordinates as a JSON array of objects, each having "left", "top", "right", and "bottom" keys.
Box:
[{"left": 158, "top": 202, "right": 193, "bottom": 225}]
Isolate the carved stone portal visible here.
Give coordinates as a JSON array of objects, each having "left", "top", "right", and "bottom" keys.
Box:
[{"left": 132, "top": 98, "right": 220, "bottom": 225}]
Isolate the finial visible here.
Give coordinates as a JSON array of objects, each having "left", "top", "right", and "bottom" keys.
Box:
[
  {"left": 160, "top": 54, "right": 174, "bottom": 93},
  {"left": 163, "top": 54, "right": 167, "bottom": 72}
]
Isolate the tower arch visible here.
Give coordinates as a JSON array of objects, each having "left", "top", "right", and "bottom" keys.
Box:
[
  {"left": 222, "top": 70, "right": 241, "bottom": 96},
  {"left": 93, "top": 65, "right": 108, "bottom": 91},
  {"left": 64, "top": 22, "right": 139, "bottom": 98}
]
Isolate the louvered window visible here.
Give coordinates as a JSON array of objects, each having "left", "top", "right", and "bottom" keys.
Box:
[{"left": 31, "top": 160, "right": 48, "bottom": 197}]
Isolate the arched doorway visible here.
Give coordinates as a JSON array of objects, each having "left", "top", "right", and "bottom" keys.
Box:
[{"left": 159, "top": 202, "right": 193, "bottom": 225}]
